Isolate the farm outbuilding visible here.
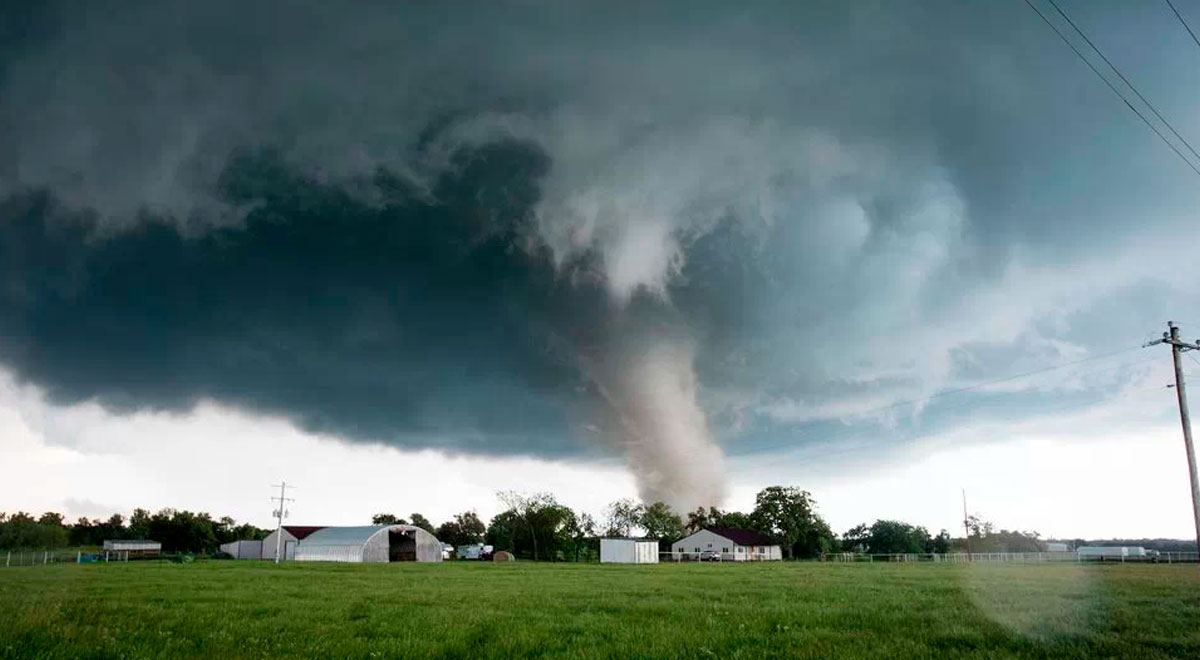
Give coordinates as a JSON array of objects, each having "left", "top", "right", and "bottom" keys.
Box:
[
  {"left": 260, "top": 525, "right": 324, "bottom": 561},
  {"left": 102, "top": 539, "right": 161, "bottom": 557},
  {"left": 670, "top": 528, "right": 782, "bottom": 561},
  {"left": 294, "top": 525, "right": 443, "bottom": 563},
  {"left": 219, "top": 539, "right": 263, "bottom": 559},
  {"left": 600, "top": 539, "right": 659, "bottom": 564}
]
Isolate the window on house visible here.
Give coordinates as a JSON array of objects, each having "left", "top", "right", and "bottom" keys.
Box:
[
  {"left": 722, "top": 547, "right": 729, "bottom": 553},
  {"left": 695, "top": 547, "right": 700, "bottom": 552}
]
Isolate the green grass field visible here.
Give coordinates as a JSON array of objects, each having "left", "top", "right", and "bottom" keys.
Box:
[{"left": 1, "top": 561, "right": 1198, "bottom": 659}]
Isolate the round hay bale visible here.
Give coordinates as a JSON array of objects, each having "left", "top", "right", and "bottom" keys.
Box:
[{"left": 492, "top": 550, "right": 516, "bottom": 562}]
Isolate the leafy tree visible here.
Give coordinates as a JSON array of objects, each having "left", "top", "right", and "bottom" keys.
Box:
[
  {"left": 0, "top": 512, "right": 65, "bottom": 549},
  {"left": 128, "top": 508, "right": 151, "bottom": 539},
  {"left": 602, "top": 498, "right": 644, "bottom": 537},
  {"left": 69, "top": 517, "right": 94, "bottom": 546},
  {"left": 409, "top": 513, "right": 436, "bottom": 534},
  {"left": 492, "top": 492, "right": 579, "bottom": 561},
  {"left": 686, "top": 507, "right": 713, "bottom": 532},
  {"left": 436, "top": 511, "right": 486, "bottom": 547},
  {"left": 866, "top": 520, "right": 931, "bottom": 554},
  {"left": 714, "top": 509, "right": 754, "bottom": 529},
  {"left": 686, "top": 506, "right": 754, "bottom": 532},
  {"left": 371, "top": 513, "right": 406, "bottom": 525},
  {"left": 932, "top": 529, "right": 952, "bottom": 554},
  {"left": 485, "top": 509, "right": 521, "bottom": 553},
  {"left": 841, "top": 523, "right": 870, "bottom": 552},
  {"left": 146, "top": 509, "right": 219, "bottom": 553},
  {"left": 639, "top": 502, "right": 685, "bottom": 551},
  {"left": 565, "top": 512, "right": 598, "bottom": 561},
  {"left": 750, "top": 486, "right": 835, "bottom": 559},
  {"left": 38, "top": 512, "right": 65, "bottom": 527}
]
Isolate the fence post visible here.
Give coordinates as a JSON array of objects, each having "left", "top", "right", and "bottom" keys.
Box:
[{"left": 5, "top": 552, "right": 8, "bottom": 567}]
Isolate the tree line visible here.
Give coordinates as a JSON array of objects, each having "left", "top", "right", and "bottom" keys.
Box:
[
  {"left": 0, "top": 484, "right": 1091, "bottom": 557},
  {"left": 0, "top": 510, "right": 268, "bottom": 553},
  {"left": 372, "top": 486, "right": 842, "bottom": 561}
]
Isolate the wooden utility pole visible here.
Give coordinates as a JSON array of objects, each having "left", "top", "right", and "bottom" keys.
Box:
[{"left": 1147, "top": 322, "right": 1200, "bottom": 557}]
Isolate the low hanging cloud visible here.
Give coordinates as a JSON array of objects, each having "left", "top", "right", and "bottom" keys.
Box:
[{"left": 3, "top": 0, "right": 1200, "bottom": 511}]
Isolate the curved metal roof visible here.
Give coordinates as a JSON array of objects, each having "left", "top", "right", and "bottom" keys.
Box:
[{"left": 298, "top": 524, "right": 432, "bottom": 547}]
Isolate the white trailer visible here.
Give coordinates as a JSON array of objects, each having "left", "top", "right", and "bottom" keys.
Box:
[
  {"left": 456, "top": 543, "right": 494, "bottom": 560},
  {"left": 600, "top": 538, "right": 659, "bottom": 564},
  {"left": 1077, "top": 546, "right": 1148, "bottom": 559}
]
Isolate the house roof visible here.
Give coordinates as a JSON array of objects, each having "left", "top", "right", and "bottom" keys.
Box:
[
  {"left": 282, "top": 525, "right": 325, "bottom": 540},
  {"left": 703, "top": 527, "right": 776, "bottom": 547}
]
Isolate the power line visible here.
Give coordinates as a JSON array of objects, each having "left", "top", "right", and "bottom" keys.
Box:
[
  {"left": 1044, "top": 0, "right": 1200, "bottom": 166},
  {"left": 1164, "top": 0, "right": 1200, "bottom": 51},
  {"left": 1022, "top": 0, "right": 1200, "bottom": 178}
]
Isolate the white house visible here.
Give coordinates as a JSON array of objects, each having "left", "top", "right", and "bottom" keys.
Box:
[
  {"left": 670, "top": 527, "right": 782, "bottom": 561},
  {"left": 600, "top": 538, "right": 659, "bottom": 564}
]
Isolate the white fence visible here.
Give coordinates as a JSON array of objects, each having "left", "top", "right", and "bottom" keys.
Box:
[
  {"left": 2, "top": 550, "right": 140, "bottom": 566},
  {"left": 660, "top": 551, "right": 780, "bottom": 562},
  {"left": 833, "top": 552, "right": 1200, "bottom": 564}
]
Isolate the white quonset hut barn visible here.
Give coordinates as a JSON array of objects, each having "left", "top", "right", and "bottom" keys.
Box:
[
  {"left": 671, "top": 527, "right": 782, "bottom": 561},
  {"left": 294, "top": 525, "right": 443, "bottom": 563},
  {"left": 600, "top": 538, "right": 659, "bottom": 564}
]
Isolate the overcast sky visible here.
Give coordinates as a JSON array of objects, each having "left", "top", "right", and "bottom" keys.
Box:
[{"left": 2, "top": 0, "right": 1200, "bottom": 539}]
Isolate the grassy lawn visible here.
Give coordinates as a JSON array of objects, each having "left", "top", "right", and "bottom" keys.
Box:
[{"left": 1, "top": 560, "right": 1198, "bottom": 659}]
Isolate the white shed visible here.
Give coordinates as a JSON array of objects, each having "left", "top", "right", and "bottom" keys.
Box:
[
  {"left": 219, "top": 539, "right": 263, "bottom": 559},
  {"left": 294, "top": 525, "right": 443, "bottom": 563},
  {"left": 102, "top": 539, "right": 161, "bottom": 554},
  {"left": 600, "top": 538, "right": 659, "bottom": 564}
]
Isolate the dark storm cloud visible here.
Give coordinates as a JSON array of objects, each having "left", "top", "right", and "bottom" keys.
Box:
[
  {"left": 2, "top": 0, "right": 1200, "bottom": 501},
  {"left": 0, "top": 139, "right": 607, "bottom": 455}
]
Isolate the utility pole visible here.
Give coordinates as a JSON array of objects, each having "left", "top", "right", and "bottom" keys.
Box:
[
  {"left": 271, "top": 482, "right": 295, "bottom": 564},
  {"left": 1146, "top": 322, "right": 1200, "bottom": 557},
  {"left": 961, "top": 489, "right": 972, "bottom": 560}
]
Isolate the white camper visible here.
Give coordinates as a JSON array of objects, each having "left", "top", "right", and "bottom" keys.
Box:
[
  {"left": 1077, "top": 546, "right": 1148, "bottom": 559},
  {"left": 600, "top": 538, "right": 659, "bottom": 564},
  {"left": 456, "top": 543, "right": 494, "bottom": 560}
]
